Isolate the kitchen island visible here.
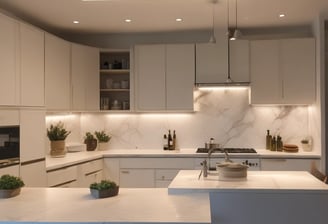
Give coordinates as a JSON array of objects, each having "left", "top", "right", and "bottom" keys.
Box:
[
  {"left": 169, "top": 170, "right": 328, "bottom": 224},
  {"left": 0, "top": 188, "right": 210, "bottom": 224}
]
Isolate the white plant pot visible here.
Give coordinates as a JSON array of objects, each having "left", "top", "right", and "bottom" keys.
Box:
[{"left": 98, "top": 142, "right": 109, "bottom": 151}]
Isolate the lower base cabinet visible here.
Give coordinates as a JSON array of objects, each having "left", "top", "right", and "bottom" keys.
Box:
[
  {"left": 20, "top": 160, "right": 47, "bottom": 187},
  {"left": 120, "top": 169, "right": 155, "bottom": 188},
  {"left": 47, "top": 159, "right": 103, "bottom": 187}
]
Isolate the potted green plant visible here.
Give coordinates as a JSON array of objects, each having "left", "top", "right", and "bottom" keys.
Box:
[
  {"left": 47, "top": 121, "right": 71, "bottom": 157},
  {"left": 95, "top": 130, "right": 111, "bottom": 151},
  {"left": 89, "top": 180, "right": 119, "bottom": 199},
  {"left": 0, "top": 174, "right": 25, "bottom": 198},
  {"left": 84, "top": 132, "right": 97, "bottom": 151}
]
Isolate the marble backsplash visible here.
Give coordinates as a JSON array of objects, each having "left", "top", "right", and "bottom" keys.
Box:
[{"left": 46, "top": 88, "right": 316, "bottom": 152}]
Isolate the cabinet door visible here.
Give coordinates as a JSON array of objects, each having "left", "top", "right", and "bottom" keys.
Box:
[
  {"left": 71, "top": 43, "right": 99, "bottom": 111},
  {"left": 20, "top": 109, "right": 46, "bottom": 162},
  {"left": 229, "top": 40, "right": 250, "bottom": 83},
  {"left": 0, "top": 14, "right": 18, "bottom": 106},
  {"left": 250, "top": 40, "right": 281, "bottom": 104},
  {"left": 20, "top": 160, "right": 47, "bottom": 187},
  {"left": 195, "top": 43, "right": 228, "bottom": 84},
  {"left": 120, "top": 168, "right": 155, "bottom": 188},
  {"left": 281, "top": 38, "right": 315, "bottom": 104},
  {"left": 20, "top": 22, "right": 45, "bottom": 106},
  {"left": 166, "top": 44, "right": 194, "bottom": 111},
  {"left": 135, "top": 45, "right": 166, "bottom": 111},
  {"left": 45, "top": 33, "right": 71, "bottom": 110}
]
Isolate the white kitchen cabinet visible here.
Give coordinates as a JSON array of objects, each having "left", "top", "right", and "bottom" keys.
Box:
[
  {"left": 19, "top": 22, "right": 45, "bottom": 107},
  {"left": 155, "top": 169, "right": 180, "bottom": 187},
  {"left": 260, "top": 158, "right": 319, "bottom": 171},
  {"left": 45, "top": 33, "right": 71, "bottom": 110},
  {"left": 250, "top": 38, "right": 315, "bottom": 104},
  {"left": 71, "top": 43, "right": 99, "bottom": 111},
  {"left": 229, "top": 40, "right": 250, "bottom": 83},
  {"left": 20, "top": 109, "right": 46, "bottom": 162},
  {"left": 47, "top": 165, "right": 78, "bottom": 187},
  {"left": 20, "top": 160, "right": 47, "bottom": 187},
  {"left": 99, "top": 49, "right": 132, "bottom": 111},
  {"left": 103, "top": 158, "right": 120, "bottom": 184},
  {"left": 77, "top": 159, "right": 103, "bottom": 187},
  {"left": 135, "top": 44, "right": 194, "bottom": 111},
  {"left": 0, "top": 165, "right": 19, "bottom": 176},
  {"left": 118, "top": 158, "right": 194, "bottom": 188},
  {"left": 0, "top": 13, "right": 19, "bottom": 106},
  {"left": 195, "top": 43, "right": 228, "bottom": 84},
  {"left": 120, "top": 168, "right": 155, "bottom": 188}
]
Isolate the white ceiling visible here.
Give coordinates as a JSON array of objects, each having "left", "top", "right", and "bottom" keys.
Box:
[{"left": 0, "top": 0, "right": 327, "bottom": 34}]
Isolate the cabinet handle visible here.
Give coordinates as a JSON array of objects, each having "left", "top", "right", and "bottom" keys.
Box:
[
  {"left": 121, "top": 170, "right": 130, "bottom": 174},
  {"left": 268, "top": 159, "right": 287, "bottom": 162}
]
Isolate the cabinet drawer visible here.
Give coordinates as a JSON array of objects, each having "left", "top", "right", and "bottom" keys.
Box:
[
  {"left": 120, "top": 169, "right": 155, "bottom": 188},
  {"left": 120, "top": 158, "right": 194, "bottom": 169},
  {"left": 155, "top": 180, "right": 172, "bottom": 188},
  {"left": 47, "top": 166, "right": 78, "bottom": 187},
  {"left": 80, "top": 159, "right": 103, "bottom": 175},
  {"left": 84, "top": 170, "right": 103, "bottom": 187},
  {"left": 155, "top": 169, "right": 179, "bottom": 181}
]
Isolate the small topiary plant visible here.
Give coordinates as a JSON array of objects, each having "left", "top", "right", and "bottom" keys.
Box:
[
  {"left": 94, "top": 130, "right": 111, "bottom": 143},
  {"left": 47, "top": 121, "right": 71, "bottom": 141},
  {"left": 0, "top": 174, "right": 25, "bottom": 190},
  {"left": 90, "top": 180, "right": 118, "bottom": 190}
]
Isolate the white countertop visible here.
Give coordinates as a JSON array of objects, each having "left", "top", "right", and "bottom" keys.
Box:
[
  {"left": 168, "top": 170, "right": 328, "bottom": 194},
  {"left": 0, "top": 188, "right": 210, "bottom": 224},
  {"left": 46, "top": 148, "right": 321, "bottom": 171}
]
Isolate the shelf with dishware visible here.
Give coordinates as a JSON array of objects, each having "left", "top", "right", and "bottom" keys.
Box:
[{"left": 99, "top": 49, "right": 131, "bottom": 111}]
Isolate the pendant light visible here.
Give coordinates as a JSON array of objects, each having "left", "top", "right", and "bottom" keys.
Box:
[
  {"left": 209, "top": 0, "right": 217, "bottom": 43},
  {"left": 230, "top": 0, "right": 242, "bottom": 40}
]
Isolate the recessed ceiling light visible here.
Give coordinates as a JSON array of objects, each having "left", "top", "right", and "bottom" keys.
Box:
[
  {"left": 73, "top": 20, "right": 79, "bottom": 24},
  {"left": 279, "top": 14, "right": 285, "bottom": 18},
  {"left": 176, "top": 18, "right": 183, "bottom": 22},
  {"left": 125, "top": 19, "right": 132, "bottom": 23}
]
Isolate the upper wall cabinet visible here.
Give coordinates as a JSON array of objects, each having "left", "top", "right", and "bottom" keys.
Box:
[
  {"left": 19, "top": 22, "right": 45, "bottom": 107},
  {"left": 0, "top": 14, "right": 19, "bottom": 106},
  {"left": 45, "top": 33, "right": 71, "bottom": 110},
  {"left": 229, "top": 40, "right": 250, "bottom": 83},
  {"left": 195, "top": 43, "right": 228, "bottom": 84},
  {"left": 250, "top": 38, "right": 315, "bottom": 105},
  {"left": 99, "top": 49, "right": 132, "bottom": 111},
  {"left": 71, "top": 43, "right": 99, "bottom": 111},
  {"left": 134, "top": 44, "right": 195, "bottom": 111}
]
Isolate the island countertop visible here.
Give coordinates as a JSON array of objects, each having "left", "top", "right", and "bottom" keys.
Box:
[
  {"left": 0, "top": 188, "right": 210, "bottom": 224},
  {"left": 168, "top": 170, "right": 328, "bottom": 194}
]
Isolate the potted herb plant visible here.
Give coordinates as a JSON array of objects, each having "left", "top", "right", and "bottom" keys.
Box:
[
  {"left": 84, "top": 132, "right": 97, "bottom": 151},
  {"left": 89, "top": 180, "right": 119, "bottom": 199},
  {"left": 47, "top": 121, "right": 71, "bottom": 157},
  {"left": 0, "top": 174, "right": 25, "bottom": 198},
  {"left": 95, "top": 130, "right": 111, "bottom": 151}
]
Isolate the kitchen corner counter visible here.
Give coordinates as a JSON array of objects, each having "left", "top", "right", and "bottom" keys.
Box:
[{"left": 0, "top": 188, "right": 210, "bottom": 224}]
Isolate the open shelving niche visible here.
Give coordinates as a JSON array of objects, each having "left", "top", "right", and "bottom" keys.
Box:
[{"left": 99, "top": 49, "right": 133, "bottom": 112}]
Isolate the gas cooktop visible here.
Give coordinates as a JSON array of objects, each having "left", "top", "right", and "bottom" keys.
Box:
[{"left": 196, "top": 148, "right": 257, "bottom": 153}]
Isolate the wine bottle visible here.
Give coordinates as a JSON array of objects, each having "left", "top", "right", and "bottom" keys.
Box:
[
  {"left": 168, "top": 130, "right": 173, "bottom": 150},
  {"left": 266, "top": 130, "right": 272, "bottom": 150},
  {"left": 163, "top": 134, "right": 168, "bottom": 150},
  {"left": 173, "top": 130, "right": 176, "bottom": 150}
]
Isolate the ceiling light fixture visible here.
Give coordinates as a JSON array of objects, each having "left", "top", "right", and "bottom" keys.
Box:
[
  {"left": 279, "top": 14, "right": 285, "bottom": 18},
  {"left": 176, "top": 18, "right": 183, "bottom": 22},
  {"left": 209, "top": 0, "right": 217, "bottom": 44},
  {"left": 230, "top": 0, "right": 242, "bottom": 40},
  {"left": 125, "top": 19, "right": 132, "bottom": 23},
  {"left": 73, "top": 20, "right": 79, "bottom": 24}
]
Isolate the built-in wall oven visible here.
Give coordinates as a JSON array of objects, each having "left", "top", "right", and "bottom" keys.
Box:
[{"left": 0, "top": 126, "right": 19, "bottom": 168}]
